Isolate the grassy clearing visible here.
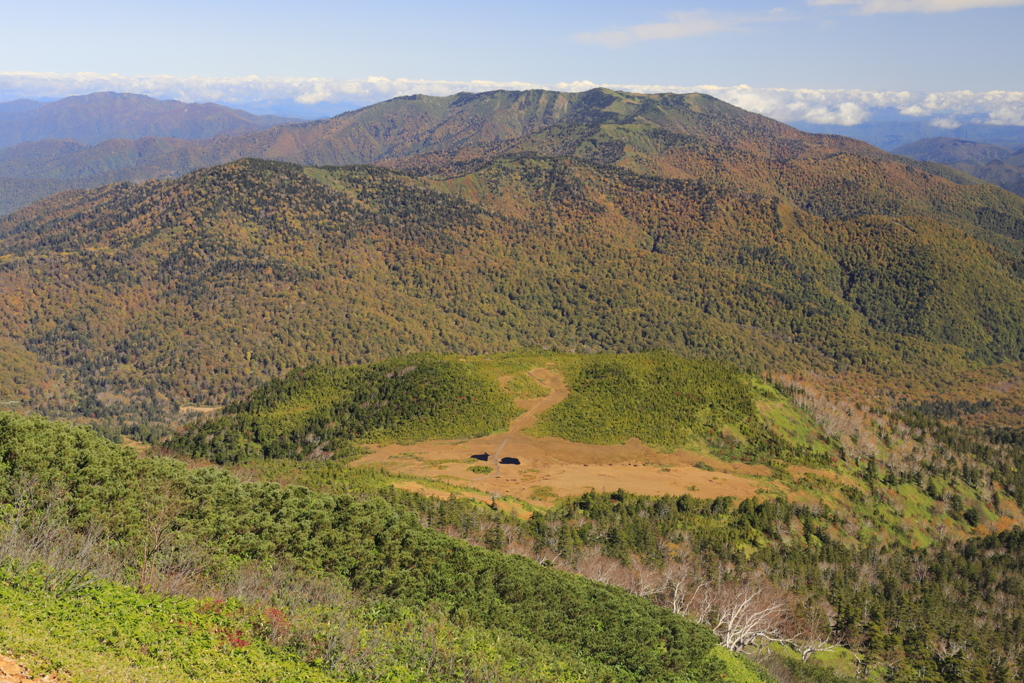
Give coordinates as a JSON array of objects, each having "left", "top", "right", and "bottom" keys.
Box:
[
  {"left": 500, "top": 371, "right": 552, "bottom": 400},
  {"left": 171, "top": 354, "right": 520, "bottom": 464},
  {"left": 172, "top": 350, "right": 1022, "bottom": 557}
]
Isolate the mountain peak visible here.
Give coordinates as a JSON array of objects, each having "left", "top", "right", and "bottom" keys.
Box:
[{"left": 0, "top": 87, "right": 980, "bottom": 217}]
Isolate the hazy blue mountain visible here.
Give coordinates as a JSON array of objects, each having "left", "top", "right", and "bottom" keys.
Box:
[
  {"left": 217, "top": 98, "right": 358, "bottom": 119},
  {"left": 792, "top": 120, "right": 1024, "bottom": 151},
  {"left": 956, "top": 156, "right": 1024, "bottom": 197},
  {"left": 893, "top": 136, "right": 1024, "bottom": 197},
  {"left": 0, "top": 91, "right": 301, "bottom": 149},
  {"left": 0, "top": 98, "right": 46, "bottom": 115},
  {"left": 893, "top": 136, "right": 1016, "bottom": 164}
]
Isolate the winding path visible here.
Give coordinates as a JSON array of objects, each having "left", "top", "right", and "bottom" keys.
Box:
[{"left": 471, "top": 367, "right": 568, "bottom": 482}]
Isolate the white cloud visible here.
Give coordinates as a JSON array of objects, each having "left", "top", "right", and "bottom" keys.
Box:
[
  {"left": 1, "top": 71, "right": 1023, "bottom": 128},
  {"left": 681, "top": 84, "right": 1024, "bottom": 126},
  {"left": 575, "top": 9, "right": 791, "bottom": 48},
  {"left": 575, "top": 11, "right": 751, "bottom": 48},
  {"left": 810, "top": 0, "right": 1024, "bottom": 13},
  {"left": 0, "top": 71, "right": 545, "bottom": 107},
  {"left": 988, "top": 103, "right": 1024, "bottom": 126},
  {"left": 929, "top": 117, "right": 962, "bottom": 128}
]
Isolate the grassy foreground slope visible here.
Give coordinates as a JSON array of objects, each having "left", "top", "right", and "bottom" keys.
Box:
[
  {"left": 0, "top": 573, "right": 339, "bottom": 683},
  {"left": 1, "top": 410, "right": 748, "bottom": 683}
]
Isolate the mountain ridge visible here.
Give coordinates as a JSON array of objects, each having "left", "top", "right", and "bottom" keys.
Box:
[
  {"left": 0, "top": 88, "right": 984, "bottom": 215},
  {"left": 894, "top": 136, "right": 1024, "bottom": 198}
]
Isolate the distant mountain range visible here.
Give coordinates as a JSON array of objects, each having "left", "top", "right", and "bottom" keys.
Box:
[
  {"left": 894, "top": 136, "right": 1024, "bottom": 197},
  {"left": 6, "top": 92, "right": 1024, "bottom": 216},
  {"left": 0, "top": 91, "right": 302, "bottom": 148},
  {"left": 0, "top": 92, "right": 304, "bottom": 213},
  {"left": 793, "top": 120, "right": 1024, "bottom": 152},
  {"left": 0, "top": 98, "right": 46, "bottom": 114},
  {"left": 7, "top": 90, "right": 1024, "bottom": 215},
  {"left": 3, "top": 87, "right": 1024, "bottom": 420}
]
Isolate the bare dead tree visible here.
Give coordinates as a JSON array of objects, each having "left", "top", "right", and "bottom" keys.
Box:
[
  {"left": 791, "top": 602, "right": 838, "bottom": 662},
  {"left": 661, "top": 560, "right": 691, "bottom": 615},
  {"left": 625, "top": 563, "right": 667, "bottom": 598},
  {"left": 696, "top": 580, "right": 789, "bottom": 652},
  {"left": 936, "top": 638, "right": 966, "bottom": 662},
  {"left": 0, "top": 476, "right": 118, "bottom": 591},
  {"left": 575, "top": 546, "right": 621, "bottom": 585}
]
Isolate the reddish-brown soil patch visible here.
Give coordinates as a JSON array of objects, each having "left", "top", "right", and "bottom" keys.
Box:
[{"left": 0, "top": 655, "right": 64, "bottom": 683}]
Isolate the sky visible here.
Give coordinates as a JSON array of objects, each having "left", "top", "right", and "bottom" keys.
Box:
[{"left": 2, "top": 0, "right": 1023, "bottom": 126}]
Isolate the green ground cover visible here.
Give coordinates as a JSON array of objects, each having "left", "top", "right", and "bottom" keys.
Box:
[
  {"left": 0, "top": 571, "right": 338, "bottom": 683},
  {"left": 523, "top": 352, "right": 756, "bottom": 450},
  {"left": 2, "top": 411, "right": 730, "bottom": 683}
]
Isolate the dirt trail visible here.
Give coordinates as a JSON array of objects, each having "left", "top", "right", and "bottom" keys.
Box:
[
  {"left": 473, "top": 367, "right": 568, "bottom": 480},
  {"left": 512, "top": 367, "right": 569, "bottom": 429},
  {"left": 0, "top": 655, "right": 64, "bottom": 683},
  {"left": 353, "top": 367, "right": 766, "bottom": 502}
]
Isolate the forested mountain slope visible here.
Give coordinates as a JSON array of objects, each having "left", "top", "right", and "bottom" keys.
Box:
[{"left": 3, "top": 140, "right": 1024, "bottom": 421}]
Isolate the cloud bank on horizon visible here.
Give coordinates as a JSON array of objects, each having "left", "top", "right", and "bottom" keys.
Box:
[
  {"left": 2, "top": 71, "right": 1022, "bottom": 128},
  {"left": 809, "top": 0, "right": 1024, "bottom": 13}
]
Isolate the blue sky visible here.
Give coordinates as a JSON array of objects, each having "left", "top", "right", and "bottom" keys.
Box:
[{"left": 2, "top": 0, "right": 1022, "bottom": 125}]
